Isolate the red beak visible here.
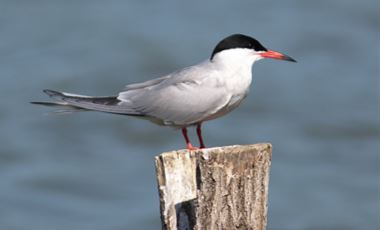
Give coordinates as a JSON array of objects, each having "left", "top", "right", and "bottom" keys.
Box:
[{"left": 260, "top": 50, "right": 296, "bottom": 62}]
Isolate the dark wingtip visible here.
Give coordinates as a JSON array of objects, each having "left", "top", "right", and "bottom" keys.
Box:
[
  {"left": 43, "top": 89, "right": 61, "bottom": 97},
  {"left": 30, "top": 101, "right": 51, "bottom": 105}
]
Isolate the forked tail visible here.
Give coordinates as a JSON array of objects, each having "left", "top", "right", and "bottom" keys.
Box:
[{"left": 31, "top": 89, "right": 141, "bottom": 115}]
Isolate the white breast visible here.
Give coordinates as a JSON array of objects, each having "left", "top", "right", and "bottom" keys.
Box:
[
  {"left": 199, "top": 49, "right": 259, "bottom": 121},
  {"left": 212, "top": 48, "right": 258, "bottom": 110}
]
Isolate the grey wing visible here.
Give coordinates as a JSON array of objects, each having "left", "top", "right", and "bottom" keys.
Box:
[
  {"left": 118, "top": 67, "right": 231, "bottom": 126},
  {"left": 124, "top": 75, "right": 170, "bottom": 90},
  {"left": 49, "top": 75, "right": 173, "bottom": 114}
]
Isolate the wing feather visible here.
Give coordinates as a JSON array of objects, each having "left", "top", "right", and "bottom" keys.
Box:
[
  {"left": 117, "top": 61, "right": 231, "bottom": 126},
  {"left": 124, "top": 75, "right": 170, "bottom": 90}
]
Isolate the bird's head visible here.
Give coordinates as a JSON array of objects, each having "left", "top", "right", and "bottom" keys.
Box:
[{"left": 210, "top": 34, "right": 296, "bottom": 65}]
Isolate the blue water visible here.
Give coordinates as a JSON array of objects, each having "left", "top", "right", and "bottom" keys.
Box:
[{"left": 0, "top": 1, "right": 378, "bottom": 229}]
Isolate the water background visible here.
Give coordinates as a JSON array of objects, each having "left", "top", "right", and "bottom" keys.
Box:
[{"left": 0, "top": 1, "right": 379, "bottom": 229}]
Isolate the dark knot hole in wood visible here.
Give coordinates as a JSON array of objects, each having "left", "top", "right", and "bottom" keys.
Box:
[{"left": 175, "top": 198, "right": 198, "bottom": 230}]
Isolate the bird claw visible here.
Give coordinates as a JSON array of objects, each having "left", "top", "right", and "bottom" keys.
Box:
[
  {"left": 186, "top": 145, "right": 207, "bottom": 151},
  {"left": 186, "top": 144, "right": 200, "bottom": 151}
]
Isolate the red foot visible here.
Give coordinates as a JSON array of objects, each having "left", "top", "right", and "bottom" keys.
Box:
[
  {"left": 182, "top": 126, "right": 205, "bottom": 150},
  {"left": 186, "top": 143, "right": 199, "bottom": 150}
]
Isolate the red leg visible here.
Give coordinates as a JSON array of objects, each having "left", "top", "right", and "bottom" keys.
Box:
[
  {"left": 182, "top": 127, "right": 198, "bottom": 150},
  {"left": 196, "top": 123, "right": 206, "bottom": 149}
]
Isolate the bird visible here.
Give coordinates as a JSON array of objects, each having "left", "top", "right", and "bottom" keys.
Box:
[{"left": 32, "top": 34, "right": 296, "bottom": 150}]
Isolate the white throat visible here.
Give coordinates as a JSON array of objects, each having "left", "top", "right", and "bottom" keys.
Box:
[{"left": 210, "top": 48, "right": 263, "bottom": 97}]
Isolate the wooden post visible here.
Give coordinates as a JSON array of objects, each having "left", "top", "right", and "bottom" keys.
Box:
[{"left": 155, "top": 143, "right": 272, "bottom": 230}]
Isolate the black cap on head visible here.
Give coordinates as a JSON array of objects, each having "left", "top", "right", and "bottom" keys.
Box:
[{"left": 210, "top": 34, "right": 267, "bottom": 60}]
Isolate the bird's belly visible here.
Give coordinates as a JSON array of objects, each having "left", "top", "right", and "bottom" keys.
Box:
[
  {"left": 203, "top": 93, "right": 247, "bottom": 122},
  {"left": 203, "top": 72, "right": 251, "bottom": 122}
]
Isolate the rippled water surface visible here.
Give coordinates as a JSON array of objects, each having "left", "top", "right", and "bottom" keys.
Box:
[{"left": 0, "top": 1, "right": 379, "bottom": 229}]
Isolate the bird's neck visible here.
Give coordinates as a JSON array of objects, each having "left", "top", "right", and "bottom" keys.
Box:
[
  {"left": 211, "top": 51, "right": 258, "bottom": 95},
  {"left": 212, "top": 52, "right": 255, "bottom": 78}
]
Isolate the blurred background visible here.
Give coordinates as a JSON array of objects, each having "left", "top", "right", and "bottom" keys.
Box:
[{"left": 0, "top": 0, "right": 379, "bottom": 229}]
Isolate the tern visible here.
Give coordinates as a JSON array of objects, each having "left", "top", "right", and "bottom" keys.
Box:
[{"left": 32, "top": 34, "right": 296, "bottom": 150}]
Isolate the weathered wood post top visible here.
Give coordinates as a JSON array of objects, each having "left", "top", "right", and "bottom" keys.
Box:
[{"left": 155, "top": 143, "right": 272, "bottom": 230}]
